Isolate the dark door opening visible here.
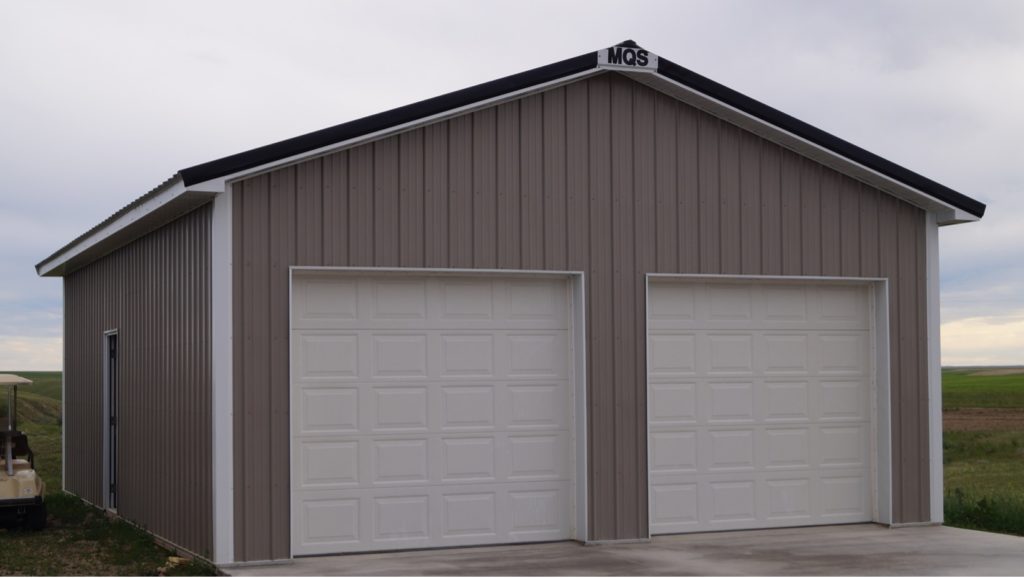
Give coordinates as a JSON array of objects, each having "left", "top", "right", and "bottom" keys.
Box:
[{"left": 105, "top": 332, "right": 118, "bottom": 510}]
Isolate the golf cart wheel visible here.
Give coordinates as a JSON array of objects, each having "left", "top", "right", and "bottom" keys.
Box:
[{"left": 25, "top": 502, "right": 46, "bottom": 531}]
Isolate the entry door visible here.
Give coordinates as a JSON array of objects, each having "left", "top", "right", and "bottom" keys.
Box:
[
  {"left": 291, "top": 273, "right": 575, "bottom": 555},
  {"left": 105, "top": 332, "right": 118, "bottom": 510},
  {"left": 648, "top": 279, "right": 874, "bottom": 534}
]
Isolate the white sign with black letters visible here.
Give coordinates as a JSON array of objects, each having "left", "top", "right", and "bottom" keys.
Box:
[{"left": 597, "top": 45, "right": 658, "bottom": 70}]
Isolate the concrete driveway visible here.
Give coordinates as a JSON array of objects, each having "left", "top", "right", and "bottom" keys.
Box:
[{"left": 226, "top": 524, "right": 1024, "bottom": 576}]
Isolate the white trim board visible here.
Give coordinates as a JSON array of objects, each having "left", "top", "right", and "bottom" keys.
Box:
[
  {"left": 925, "top": 211, "right": 943, "bottom": 523},
  {"left": 211, "top": 187, "right": 235, "bottom": 564}
]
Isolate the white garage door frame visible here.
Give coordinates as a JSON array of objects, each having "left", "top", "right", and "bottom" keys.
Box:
[
  {"left": 644, "top": 273, "right": 892, "bottom": 537},
  {"left": 288, "top": 266, "right": 589, "bottom": 557}
]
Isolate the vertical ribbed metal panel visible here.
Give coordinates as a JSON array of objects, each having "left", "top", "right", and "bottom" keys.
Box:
[
  {"left": 63, "top": 205, "right": 213, "bottom": 557},
  {"left": 232, "top": 72, "right": 932, "bottom": 560}
]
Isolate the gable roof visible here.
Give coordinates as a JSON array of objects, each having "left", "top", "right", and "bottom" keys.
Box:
[{"left": 37, "top": 40, "right": 986, "bottom": 277}]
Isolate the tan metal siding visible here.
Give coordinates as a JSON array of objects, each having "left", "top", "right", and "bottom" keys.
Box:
[
  {"left": 64, "top": 205, "right": 213, "bottom": 558},
  {"left": 232, "top": 72, "right": 933, "bottom": 560}
]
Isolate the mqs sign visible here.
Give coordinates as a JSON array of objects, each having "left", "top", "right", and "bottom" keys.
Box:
[{"left": 597, "top": 46, "right": 658, "bottom": 70}]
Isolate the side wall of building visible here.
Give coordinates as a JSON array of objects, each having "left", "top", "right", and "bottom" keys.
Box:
[
  {"left": 231, "top": 72, "right": 929, "bottom": 561},
  {"left": 64, "top": 205, "right": 213, "bottom": 557}
]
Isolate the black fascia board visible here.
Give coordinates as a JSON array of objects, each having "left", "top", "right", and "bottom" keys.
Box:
[
  {"left": 179, "top": 52, "right": 597, "bottom": 186},
  {"left": 657, "top": 58, "right": 986, "bottom": 218}
]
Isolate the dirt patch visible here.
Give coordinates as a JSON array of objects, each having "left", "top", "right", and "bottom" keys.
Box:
[
  {"left": 944, "top": 408, "right": 1024, "bottom": 431},
  {"left": 968, "top": 368, "right": 1024, "bottom": 377}
]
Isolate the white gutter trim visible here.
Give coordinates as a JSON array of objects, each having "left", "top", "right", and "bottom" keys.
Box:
[
  {"left": 622, "top": 71, "right": 979, "bottom": 226},
  {"left": 925, "top": 211, "right": 944, "bottom": 523}
]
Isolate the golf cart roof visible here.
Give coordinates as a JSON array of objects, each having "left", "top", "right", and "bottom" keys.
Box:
[{"left": 0, "top": 375, "right": 31, "bottom": 386}]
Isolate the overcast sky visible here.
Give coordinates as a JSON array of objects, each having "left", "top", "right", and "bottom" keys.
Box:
[{"left": 1, "top": 0, "right": 1021, "bottom": 369}]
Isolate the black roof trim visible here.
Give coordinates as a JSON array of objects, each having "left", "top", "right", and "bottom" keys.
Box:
[
  {"left": 177, "top": 40, "right": 985, "bottom": 218},
  {"left": 179, "top": 52, "right": 598, "bottom": 186},
  {"left": 656, "top": 59, "right": 986, "bottom": 217}
]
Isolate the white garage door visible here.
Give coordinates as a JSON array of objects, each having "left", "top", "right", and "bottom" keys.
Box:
[
  {"left": 291, "top": 273, "right": 575, "bottom": 555},
  {"left": 648, "top": 279, "right": 874, "bottom": 534}
]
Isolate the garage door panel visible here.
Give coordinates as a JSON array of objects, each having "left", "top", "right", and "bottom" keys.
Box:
[
  {"left": 298, "top": 387, "right": 359, "bottom": 434},
  {"left": 649, "top": 279, "right": 873, "bottom": 535},
  {"left": 761, "top": 428, "right": 811, "bottom": 469},
  {"left": 507, "top": 383, "right": 570, "bottom": 428},
  {"left": 648, "top": 334, "right": 697, "bottom": 376},
  {"left": 820, "top": 380, "right": 869, "bottom": 420},
  {"left": 706, "top": 429, "right": 756, "bottom": 471},
  {"left": 295, "top": 334, "right": 360, "bottom": 380},
  {"left": 506, "top": 279, "right": 567, "bottom": 322},
  {"left": 763, "top": 381, "right": 810, "bottom": 422},
  {"left": 764, "top": 477, "right": 812, "bottom": 521},
  {"left": 442, "top": 492, "right": 497, "bottom": 538},
  {"left": 299, "top": 441, "right": 360, "bottom": 488},
  {"left": 440, "top": 335, "right": 495, "bottom": 377},
  {"left": 441, "top": 386, "right": 495, "bottom": 430},
  {"left": 371, "top": 386, "right": 429, "bottom": 431},
  {"left": 706, "top": 479, "right": 758, "bottom": 523},
  {"left": 819, "top": 473, "right": 870, "bottom": 519},
  {"left": 819, "top": 333, "right": 869, "bottom": 375},
  {"left": 706, "top": 382, "right": 755, "bottom": 423},
  {"left": 293, "top": 277, "right": 359, "bottom": 329},
  {"left": 292, "top": 274, "right": 574, "bottom": 555},
  {"left": 438, "top": 279, "right": 496, "bottom": 321},
  {"left": 649, "top": 383, "right": 697, "bottom": 425},
  {"left": 818, "top": 286, "right": 870, "bottom": 328}
]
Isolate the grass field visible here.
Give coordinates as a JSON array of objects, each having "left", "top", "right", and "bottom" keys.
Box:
[
  {"left": 942, "top": 367, "right": 1024, "bottom": 537},
  {"left": 943, "top": 367, "right": 1024, "bottom": 409},
  {"left": 0, "top": 371, "right": 217, "bottom": 576}
]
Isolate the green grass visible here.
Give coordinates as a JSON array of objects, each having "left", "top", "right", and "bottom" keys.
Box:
[
  {"left": 0, "top": 494, "right": 218, "bottom": 576},
  {"left": 0, "top": 371, "right": 217, "bottom": 576},
  {"left": 945, "top": 491, "right": 1024, "bottom": 537},
  {"left": 942, "top": 368, "right": 1024, "bottom": 537},
  {"left": 944, "top": 430, "right": 1024, "bottom": 496},
  {"left": 942, "top": 367, "right": 1024, "bottom": 409}
]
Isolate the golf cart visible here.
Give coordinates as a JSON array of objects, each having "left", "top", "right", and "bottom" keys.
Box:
[{"left": 0, "top": 374, "right": 46, "bottom": 530}]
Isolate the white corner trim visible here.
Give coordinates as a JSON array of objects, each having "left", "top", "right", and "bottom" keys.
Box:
[
  {"left": 61, "top": 283, "right": 67, "bottom": 493},
  {"left": 874, "top": 279, "right": 893, "bottom": 526},
  {"left": 571, "top": 273, "right": 589, "bottom": 542},
  {"left": 211, "top": 186, "right": 235, "bottom": 564},
  {"left": 925, "top": 211, "right": 943, "bottom": 523}
]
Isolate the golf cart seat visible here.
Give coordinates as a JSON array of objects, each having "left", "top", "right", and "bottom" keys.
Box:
[{"left": 2, "top": 432, "right": 34, "bottom": 468}]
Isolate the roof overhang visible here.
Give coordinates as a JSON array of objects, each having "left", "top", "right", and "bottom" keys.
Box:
[
  {"left": 35, "top": 177, "right": 217, "bottom": 277},
  {"left": 36, "top": 40, "right": 985, "bottom": 277}
]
